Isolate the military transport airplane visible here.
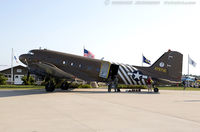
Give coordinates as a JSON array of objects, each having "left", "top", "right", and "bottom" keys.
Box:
[{"left": 19, "top": 49, "right": 183, "bottom": 92}]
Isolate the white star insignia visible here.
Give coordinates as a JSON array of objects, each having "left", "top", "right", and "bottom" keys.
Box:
[{"left": 133, "top": 72, "right": 141, "bottom": 80}]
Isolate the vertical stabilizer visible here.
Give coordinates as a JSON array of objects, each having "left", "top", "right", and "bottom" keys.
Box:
[{"left": 136, "top": 50, "right": 183, "bottom": 83}]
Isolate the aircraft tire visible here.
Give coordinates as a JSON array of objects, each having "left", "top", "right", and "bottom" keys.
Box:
[
  {"left": 45, "top": 82, "right": 55, "bottom": 92},
  {"left": 61, "top": 82, "right": 69, "bottom": 90},
  {"left": 154, "top": 88, "right": 159, "bottom": 93}
]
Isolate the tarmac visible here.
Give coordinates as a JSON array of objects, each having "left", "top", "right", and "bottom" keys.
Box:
[{"left": 0, "top": 88, "right": 200, "bottom": 132}]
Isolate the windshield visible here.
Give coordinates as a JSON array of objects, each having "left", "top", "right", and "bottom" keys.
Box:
[{"left": 28, "top": 51, "right": 34, "bottom": 55}]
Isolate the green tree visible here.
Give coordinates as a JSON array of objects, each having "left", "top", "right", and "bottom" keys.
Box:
[
  {"left": 0, "top": 74, "right": 7, "bottom": 85},
  {"left": 21, "top": 76, "right": 35, "bottom": 85}
]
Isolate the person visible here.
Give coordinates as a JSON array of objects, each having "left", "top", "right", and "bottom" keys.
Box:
[
  {"left": 147, "top": 77, "right": 153, "bottom": 92},
  {"left": 183, "top": 80, "right": 186, "bottom": 90},
  {"left": 113, "top": 75, "right": 119, "bottom": 92},
  {"left": 107, "top": 76, "right": 112, "bottom": 92}
]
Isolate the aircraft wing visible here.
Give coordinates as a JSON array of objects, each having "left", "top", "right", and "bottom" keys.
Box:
[{"left": 28, "top": 62, "right": 75, "bottom": 81}]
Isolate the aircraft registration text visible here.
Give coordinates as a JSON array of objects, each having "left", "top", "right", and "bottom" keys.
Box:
[{"left": 154, "top": 67, "right": 167, "bottom": 73}]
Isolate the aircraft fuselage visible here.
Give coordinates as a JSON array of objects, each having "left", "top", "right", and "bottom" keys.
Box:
[{"left": 19, "top": 49, "right": 183, "bottom": 90}]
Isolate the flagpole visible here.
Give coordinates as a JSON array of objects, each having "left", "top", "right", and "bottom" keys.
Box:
[
  {"left": 11, "top": 48, "right": 14, "bottom": 85},
  {"left": 187, "top": 54, "right": 190, "bottom": 87},
  {"left": 83, "top": 46, "right": 85, "bottom": 56},
  {"left": 188, "top": 54, "right": 189, "bottom": 76},
  {"left": 142, "top": 53, "right": 143, "bottom": 66}
]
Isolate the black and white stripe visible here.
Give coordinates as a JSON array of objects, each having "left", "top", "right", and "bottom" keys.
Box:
[
  {"left": 112, "top": 62, "right": 128, "bottom": 85},
  {"left": 118, "top": 64, "right": 133, "bottom": 85},
  {"left": 126, "top": 64, "right": 141, "bottom": 85},
  {"left": 128, "top": 65, "right": 146, "bottom": 85},
  {"left": 117, "top": 69, "right": 128, "bottom": 85},
  {"left": 120, "top": 63, "right": 137, "bottom": 85},
  {"left": 113, "top": 63, "right": 147, "bottom": 85}
]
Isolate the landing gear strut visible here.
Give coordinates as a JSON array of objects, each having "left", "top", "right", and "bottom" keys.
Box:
[
  {"left": 61, "top": 81, "right": 70, "bottom": 90},
  {"left": 45, "top": 80, "right": 55, "bottom": 92}
]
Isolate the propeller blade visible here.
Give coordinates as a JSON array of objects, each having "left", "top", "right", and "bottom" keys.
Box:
[{"left": 27, "top": 70, "right": 30, "bottom": 82}]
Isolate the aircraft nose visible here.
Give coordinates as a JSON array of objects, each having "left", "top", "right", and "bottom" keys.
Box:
[{"left": 19, "top": 54, "right": 28, "bottom": 65}]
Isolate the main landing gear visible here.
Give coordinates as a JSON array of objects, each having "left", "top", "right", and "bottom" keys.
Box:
[
  {"left": 45, "top": 80, "right": 55, "bottom": 92},
  {"left": 44, "top": 76, "right": 56, "bottom": 92},
  {"left": 60, "top": 81, "right": 70, "bottom": 90},
  {"left": 44, "top": 76, "right": 72, "bottom": 92}
]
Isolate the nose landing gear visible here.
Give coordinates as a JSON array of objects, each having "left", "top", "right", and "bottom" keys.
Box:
[{"left": 45, "top": 80, "right": 55, "bottom": 92}]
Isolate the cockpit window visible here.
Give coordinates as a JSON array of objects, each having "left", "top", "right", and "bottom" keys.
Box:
[{"left": 28, "top": 51, "right": 34, "bottom": 55}]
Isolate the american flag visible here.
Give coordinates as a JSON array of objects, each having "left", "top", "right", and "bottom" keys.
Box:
[
  {"left": 84, "top": 49, "right": 95, "bottom": 59},
  {"left": 14, "top": 56, "right": 18, "bottom": 63}
]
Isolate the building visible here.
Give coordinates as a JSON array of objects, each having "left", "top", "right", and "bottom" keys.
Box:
[{"left": 0, "top": 65, "right": 42, "bottom": 85}]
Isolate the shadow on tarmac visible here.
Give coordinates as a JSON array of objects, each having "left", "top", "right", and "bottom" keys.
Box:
[
  {"left": 65, "top": 90, "right": 159, "bottom": 95},
  {"left": 0, "top": 89, "right": 47, "bottom": 98},
  {"left": 0, "top": 88, "right": 159, "bottom": 98}
]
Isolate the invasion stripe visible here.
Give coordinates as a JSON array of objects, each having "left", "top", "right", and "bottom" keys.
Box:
[
  {"left": 126, "top": 65, "right": 134, "bottom": 72},
  {"left": 118, "top": 69, "right": 128, "bottom": 85},
  {"left": 125, "top": 65, "right": 138, "bottom": 85},
  {"left": 129, "top": 65, "right": 137, "bottom": 71},
  {"left": 112, "top": 62, "right": 128, "bottom": 85},
  {"left": 138, "top": 80, "right": 142, "bottom": 85},
  {"left": 142, "top": 79, "right": 146, "bottom": 85},
  {"left": 126, "top": 65, "right": 140, "bottom": 85},
  {"left": 121, "top": 64, "right": 137, "bottom": 85},
  {"left": 112, "top": 62, "right": 145, "bottom": 85},
  {"left": 118, "top": 65, "right": 133, "bottom": 85},
  {"left": 120, "top": 64, "right": 134, "bottom": 85},
  {"left": 129, "top": 65, "right": 143, "bottom": 85}
]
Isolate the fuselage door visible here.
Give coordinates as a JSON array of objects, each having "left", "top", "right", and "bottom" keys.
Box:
[{"left": 99, "top": 61, "right": 111, "bottom": 79}]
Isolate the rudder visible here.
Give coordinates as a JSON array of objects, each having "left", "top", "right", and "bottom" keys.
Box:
[{"left": 149, "top": 50, "right": 183, "bottom": 83}]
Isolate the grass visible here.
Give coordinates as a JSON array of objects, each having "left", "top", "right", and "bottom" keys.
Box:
[
  {"left": 158, "top": 86, "right": 200, "bottom": 91},
  {"left": 0, "top": 85, "right": 45, "bottom": 90},
  {"left": 1, "top": 85, "right": 200, "bottom": 91}
]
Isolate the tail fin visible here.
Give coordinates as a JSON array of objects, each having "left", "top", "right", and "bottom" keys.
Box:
[
  {"left": 150, "top": 50, "right": 183, "bottom": 83},
  {"left": 136, "top": 50, "right": 183, "bottom": 84}
]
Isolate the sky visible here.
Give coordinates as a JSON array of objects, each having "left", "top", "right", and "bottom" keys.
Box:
[{"left": 0, "top": 0, "right": 200, "bottom": 75}]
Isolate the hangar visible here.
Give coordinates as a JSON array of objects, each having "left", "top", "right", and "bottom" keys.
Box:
[{"left": 0, "top": 65, "right": 41, "bottom": 85}]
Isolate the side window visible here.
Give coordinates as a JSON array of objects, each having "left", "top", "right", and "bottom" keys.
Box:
[{"left": 87, "top": 66, "right": 92, "bottom": 71}]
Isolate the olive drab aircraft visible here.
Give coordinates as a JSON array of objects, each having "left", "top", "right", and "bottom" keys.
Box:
[{"left": 19, "top": 49, "right": 183, "bottom": 92}]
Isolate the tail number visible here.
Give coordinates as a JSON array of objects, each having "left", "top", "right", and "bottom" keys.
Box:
[{"left": 154, "top": 67, "right": 167, "bottom": 73}]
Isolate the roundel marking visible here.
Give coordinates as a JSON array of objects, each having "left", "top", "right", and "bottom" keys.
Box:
[
  {"left": 159, "top": 62, "right": 165, "bottom": 68},
  {"left": 132, "top": 71, "right": 143, "bottom": 82}
]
